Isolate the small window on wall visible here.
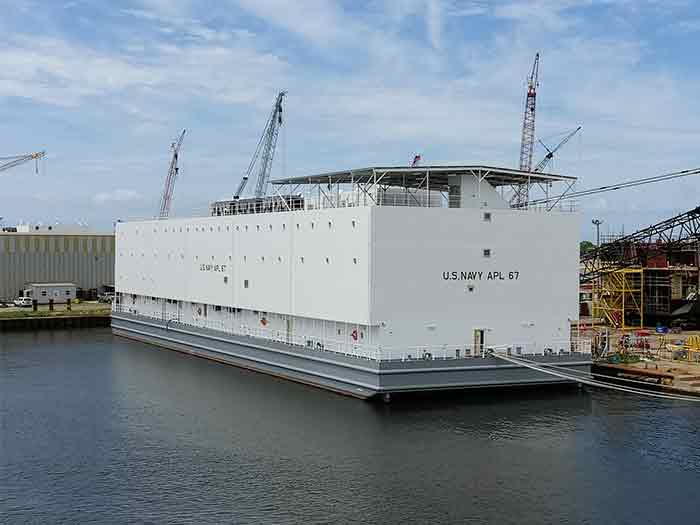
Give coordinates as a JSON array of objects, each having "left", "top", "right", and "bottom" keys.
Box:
[
  {"left": 244, "top": 279, "right": 249, "bottom": 289},
  {"left": 483, "top": 212, "right": 492, "bottom": 222},
  {"left": 41, "top": 291, "right": 47, "bottom": 296},
  {"left": 65, "top": 290, "right": 71, "bottom": 296},
  {"left": 215, "top": 305, "right": 222, "bottom": 312},
  {"left": 483, "top": 249, "right": 491, "bottom": 258},
  {"left": 224, "top": 276, "right": 228, "bottom": 284}
]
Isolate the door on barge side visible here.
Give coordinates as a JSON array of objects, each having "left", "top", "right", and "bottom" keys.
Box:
[{"left": 472, "top": 329, "right": 485, "bottom": 357}]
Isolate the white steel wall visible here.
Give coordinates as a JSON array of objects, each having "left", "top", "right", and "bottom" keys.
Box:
[
  {"left": 369, "top": 206, "right": 579, "bottom": 350},
  {"left": 116, "top": 205, "right": 579, "bottom": 352},
  {"left": 115, "top": 207, "right": 372, "bottom": 325}
]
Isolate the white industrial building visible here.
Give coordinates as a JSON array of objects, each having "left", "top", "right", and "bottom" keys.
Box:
[{"left": 22, "top": 283, "right": 77, "bottom": 304}]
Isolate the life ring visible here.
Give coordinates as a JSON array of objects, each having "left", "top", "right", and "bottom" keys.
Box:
[
  {"left": 351, "top": 329, "right": 358, "bottom": 341},
  {"left": 260, "top": 317, "right": 268, "bottom": 327}
]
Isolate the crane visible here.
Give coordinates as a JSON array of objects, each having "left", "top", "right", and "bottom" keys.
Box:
[
  {"left": 580, "top": 206, "right": 700, "bottom": 283},
  {"left": 512, "top": 52, "right": 540, "bottom": 207},
  {"left": 534, "top": 126, "right": 581, "bottom": 173},
  {"left": 523, "top": 166, "right": 700, "bottom": 209},
  {"left": 234, "top": 90, "right": 286, "bottom": 200},
  {"left": 158, "top": 129, "right": 186, "bottom": 219},
  {"left": 0, "top": 151, "right": 46, "bottom": 175}
]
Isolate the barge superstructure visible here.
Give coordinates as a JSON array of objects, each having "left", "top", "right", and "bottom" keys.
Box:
[{"left": 112, "top": 165, "right": 591, "bottom": 399}]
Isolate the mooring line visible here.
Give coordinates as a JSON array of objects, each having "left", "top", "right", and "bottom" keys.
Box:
[
  {"left": 531, "top": 359, "right": 681, "bottom": 389},
  {"left": 492, "top": 352, "right": 700, "bottom": 403}
]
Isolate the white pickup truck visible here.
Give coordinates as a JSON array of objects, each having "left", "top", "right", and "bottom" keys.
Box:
[{"left": 13, "top": 297, "right": 33, "bottom": 307}]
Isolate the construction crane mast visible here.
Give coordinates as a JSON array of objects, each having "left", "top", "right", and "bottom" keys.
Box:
[
  {"left": 0, "top": 151, "right": 46, "bottom": 175},
  {"left": 512, "top": 53, "right": 540, "bottom": 207},
  {"left": 534, "top": 126, "right": 581, "bottom": 173},
  {"left": 234, "top": 90, "right": 286, "bottom": 200},
  {"left": 158, "top": 130, "right": 186, "bottom": 219},
  {"left": 519, "top": 53, "right": 540, "bottom": 172}
]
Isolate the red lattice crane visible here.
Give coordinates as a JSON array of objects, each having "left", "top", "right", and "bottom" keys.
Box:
[
  {"left": 158, "top": 129, "right": 186, "bottom": 219},
  {"left": 512, "top": 52, "right": 540, "bottom": 206}
]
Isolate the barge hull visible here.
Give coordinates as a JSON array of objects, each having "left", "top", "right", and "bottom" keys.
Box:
[{"left": 112, "top": 314, "right": 591, "bottom": 400}]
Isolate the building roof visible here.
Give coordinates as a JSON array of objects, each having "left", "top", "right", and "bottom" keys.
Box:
[
  {"left": 27, "top": 282, "right": 77, "bottom": 287},
  {"left": 271, "top": 165, "right": 576, "bottom": 189},
  {"left": 0, "top": 230, "right": 114, "bottom": 236}
]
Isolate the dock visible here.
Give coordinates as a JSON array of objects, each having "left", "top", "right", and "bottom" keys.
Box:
[{"left": 593, "top": 359, "right": 700, "bottom": 397}]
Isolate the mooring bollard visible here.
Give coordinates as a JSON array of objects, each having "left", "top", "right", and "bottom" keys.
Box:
[
  {"left": 49, "top": 299, "right": 54, "bottom": 312},
  {"left": 66, "top": 298, "right": 72, "bottom": 311},
  {"left": 32, "top": 299, "right": 38, "bottom": 312}
]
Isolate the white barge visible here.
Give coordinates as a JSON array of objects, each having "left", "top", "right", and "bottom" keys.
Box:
[{"left": 112, "top": 166, "right": 591, "bottom": 399}]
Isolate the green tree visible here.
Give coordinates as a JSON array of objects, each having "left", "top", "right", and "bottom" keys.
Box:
[{"left": 580, "top": 240, "right": 596, "bottom": 255}]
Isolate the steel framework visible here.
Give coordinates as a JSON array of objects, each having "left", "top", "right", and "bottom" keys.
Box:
[
  {"left": 0, "top": 151, "right": 45, "bottom": 175},
  {"left": 533, "top": 126, "right": 581, "bottom": 173},
  {"left": 158, "top": 130, "right": 186, "bottom": 218},
  {"left": 234, "top": 91, "right": 286, "bottom": 200},
  {"left": 580, "top": 206, "right": 700, "bottom": 284},
  {"left": 593, "top": 268, "right": 644, "bottom": 329},
  {"left": 512, "top": 53, "right": 540, "bottom": 207}
]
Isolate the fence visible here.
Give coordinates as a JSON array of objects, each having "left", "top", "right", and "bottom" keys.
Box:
[{"left": 114, "top": 305, "right": 591, "bottom": 363}]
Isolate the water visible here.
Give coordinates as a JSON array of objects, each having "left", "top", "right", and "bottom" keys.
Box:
[{"left": 1, "top": 329, "right": 699, "bottom": 524}]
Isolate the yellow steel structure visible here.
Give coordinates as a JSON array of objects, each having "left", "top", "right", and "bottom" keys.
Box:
[{"left": 593, "top": 268, "right": 644, "bottom": 329}]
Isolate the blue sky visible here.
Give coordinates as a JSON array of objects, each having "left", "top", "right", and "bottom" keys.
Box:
[{"left": 1, "top": 0, "right": 700, "bottom": 238}]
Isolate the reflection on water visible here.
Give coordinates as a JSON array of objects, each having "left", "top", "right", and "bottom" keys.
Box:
[{"left": 1, "top": 329, "right": 699, "bottom": 524}]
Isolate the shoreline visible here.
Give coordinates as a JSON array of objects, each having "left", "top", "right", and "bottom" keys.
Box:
[{"left": 0, "top": 313, "right": 111, "bottom": 332}]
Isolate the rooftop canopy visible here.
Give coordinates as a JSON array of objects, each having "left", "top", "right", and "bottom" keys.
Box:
[{"left": 271, "top": 165, "right": 576, "bottom": 190}]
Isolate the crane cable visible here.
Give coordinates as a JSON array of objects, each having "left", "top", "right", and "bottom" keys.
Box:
[
  {"left": 526, "top": 166, "right": 700, "bottom": 207},
  {"left": 491, "top": 351, "right": 700, "bottom": 402}
]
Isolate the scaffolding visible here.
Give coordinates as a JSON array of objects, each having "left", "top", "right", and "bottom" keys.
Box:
[
  {"left": 644, "top": 269, "right": 671, "bottom": 316},
  {"left": 593, "top": 268, "right": 643, "bottom": 329}
]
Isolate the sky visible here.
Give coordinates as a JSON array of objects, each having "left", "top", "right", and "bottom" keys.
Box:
[{"left": 1, "top": 0, "right": 700, "bottom": 239}]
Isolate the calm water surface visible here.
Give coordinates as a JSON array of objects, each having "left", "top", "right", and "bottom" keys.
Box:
[{"left": 2, "top": 329, "right": 699, "bottom": 524}]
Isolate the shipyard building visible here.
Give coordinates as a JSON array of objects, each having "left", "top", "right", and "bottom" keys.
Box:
[{"left": 0, "top": 225, "right": 114, "bottom": 301}]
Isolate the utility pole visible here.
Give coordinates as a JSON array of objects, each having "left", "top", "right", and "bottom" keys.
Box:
[{"left": 592, "top": 218, "right": 603, "bottom": 247}]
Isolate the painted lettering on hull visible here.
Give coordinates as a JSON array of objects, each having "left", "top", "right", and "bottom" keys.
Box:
[{"left": 442, "top": 271, "right": 519, "bottom": 281}]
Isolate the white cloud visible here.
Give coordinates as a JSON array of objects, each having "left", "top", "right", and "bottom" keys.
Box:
[
  {"left": 426, "top": 0, "right": 442, "bottom": 49},
  {"left": 235, "top": 0, "right": 348, "bottom": 45},
  {"left": 93, "top": 189, "right": 144, "bottom": 204},
  {"left": 1, "top": 0, "right": 700, "bottom": 233}
]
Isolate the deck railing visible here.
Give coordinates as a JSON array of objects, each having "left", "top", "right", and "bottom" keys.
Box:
[{"left": 114, "top": 305, "right": 592, "bottom": 363}]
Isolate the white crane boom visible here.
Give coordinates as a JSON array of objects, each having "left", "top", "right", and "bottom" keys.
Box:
[{"left": 0, "top": 151, "right": 46, "bottom": 175}]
